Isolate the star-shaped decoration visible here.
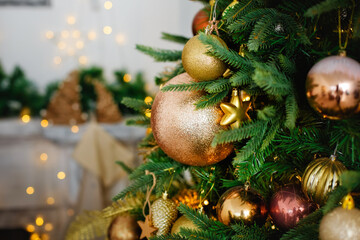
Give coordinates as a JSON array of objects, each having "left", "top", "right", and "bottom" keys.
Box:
[
  {"left": 137, "top": 215, "right": 157, "bottom": 239},
  {"left": 220, "top": 89, "right": 251, "bottom": 129}
]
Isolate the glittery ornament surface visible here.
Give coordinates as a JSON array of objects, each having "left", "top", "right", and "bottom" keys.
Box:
[
  {"left": 171, "top": 215, "right": 200, "bottom": 234},
  {"left": 108, "top": 215, "right": 140, "bottom": 240},
  {"left": 192, "top": 9, "right": 209, "bottom": 35},
  {"left": 306, "top": 55, "right": 360, "bottom": 119},
  {"left": 319, "top": 206, "right": 360, "bottom": 240},
  {"left": 151, "top": 194, "right": 178, "bottom": 236},
  {"left": 182, "top": 35, "right": 227, "bottom": 81},
  {"left": 151, "top": 73, "right": 233, "bottom": 166},
  {"left": 301, "top": 156, "right": 347, "bottom": 205}
]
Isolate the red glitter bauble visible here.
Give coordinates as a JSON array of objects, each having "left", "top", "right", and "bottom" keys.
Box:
[{"left": 192, "top": 9, "right": 209, "bottom": 35}]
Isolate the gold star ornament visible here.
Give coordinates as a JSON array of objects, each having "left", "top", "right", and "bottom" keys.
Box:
[
  {"left": 220, "top": 89, "right": 251, "bottom": 129},
  {"left": 137, "top": 215, "right": 157, "bottom": 239}
]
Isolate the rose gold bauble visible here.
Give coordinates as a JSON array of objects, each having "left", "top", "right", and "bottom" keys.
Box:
[
  {"left": 182, "top": 35, "right": 228, "bottom": 81},
  {"left": 192, "top": 9, "right": 209, "bottom": 35},
  {"left": 108, "top": 215, "right": 140, "bottom": 240},
  {"left": 171, "top": 216, "right": 200, "bottom": 234},
  {"left": 319, "top": 207, "right": 360, "bottom": 240},
  {"left": 216, "top": 186, "right": 268, "bottom": 225},
  {"left": 151, "top": 73, "right": 233, "bottom": 166},
  {"left": 306, "top": 55, "right": 360, "bottom": 119}
]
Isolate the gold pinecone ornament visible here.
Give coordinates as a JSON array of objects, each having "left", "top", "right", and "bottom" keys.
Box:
[{"left": 151, "top": 192, "right": 178, "bottom": 236}]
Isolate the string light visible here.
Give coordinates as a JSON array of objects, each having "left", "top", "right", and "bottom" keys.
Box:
[
  {"left": 144, "top": 96, "right": 153, "bottom": 104},
  {"left": 41, "top": 233, "right": 50, "bottom": 240},
  {"left": 203, "top": 199, "right": 209, "bottom": 205},
  {"left": 88, "top": 31, "right": 96, "bottom": 40},
  {"left": 72, "top": 30, "right": 81, "bottom": 39},
  {"left": 71, "top": 125, "right": 79, "bottom": 133},
  {"left": 57, "top": 41, "right": 66, "bottom": 50},
  {"left": 67, "top": 208, "right": 75, "bottom": 216},
  {"left": 104, "top": 1, "right": 112, "bottom": 10},
  {"left": 67, "top": 48, "right": 75, "bottom": 56},
  {"left": 35, "top": 216, "right": 44, "bottom": 226},
  {"left": 30, "top": 233, "right": 41, "bottom": 240},
  {"left": 40, "top": 153, "right": 48, "bottom": 162},
  {"left": 44, "top": 223, "right": 53, "bottom": 231},
  {"left": 45, "top": 31, "right": 54, "bottom": 39},
  {"left": 21, "top": 114, "right": 31, "bottom": 123},
  {"left": 271, "top": 225, "right": 276, "bottom": 230},
  {"left": 61, "top": 30, "right": 70, "bottom": 38},
  {"left": 26, "top": 186, "right": 35, "bottom": 195},
  {"left": 67, "top": 16, "right": 76, "bottom": 25},
  {"left": 116, "top": 33, "right": 126, "bottom": 45},
  {"left": 103, "top": 26, "right": 112, "bottom": 35},
  {"left": 46, "top": 197, "right": 55, "bottom": 205},
  {"left": 76, "top": 40, "right": 84, "bottom": 49},
  {"left": 26, "top": 224, "right": 35, "bottom": 232},
  {"left": 40, "top": 119, "right": 48, "bottom": 128},
  {"left": 54, "top": 56, "right": 62, "bottom": 65},
  {"left": 145, "top": 109, "right": 151, "bottom": 118},
  {"left": 123, "top": 73, "right": 131, "bottom": 82},
  {"left": 57, "top": 171, "right": 66, "bottom": 180},
  {"left": 78, "top": 56, "right": 88, "bottom": 65}
]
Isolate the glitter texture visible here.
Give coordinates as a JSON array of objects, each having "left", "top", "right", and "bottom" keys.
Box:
[{"left": 151, "top": 73, "right": 233, "bottom": 166}]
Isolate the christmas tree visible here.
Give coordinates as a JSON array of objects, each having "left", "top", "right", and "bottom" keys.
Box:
[{"left": 66, "top": 0, "right": 360, "bottom": 239}]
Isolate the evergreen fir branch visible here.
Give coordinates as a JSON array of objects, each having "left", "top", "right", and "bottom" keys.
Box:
[
  {"left": 231, "top": 222, "right": 267, "bottom": 240},
  {"left": 150, "top": 234, "right": 186, "bottom": 240},
  {"left": 304, "top": 0, "right": 353, "bottom": 17},
  {"left": 284, "top": 94, "right": 298, "bottom": 129},
  {"left": 256, "top": 106, "right": 277, "bottom": 121},
  {"left": 155, "top": 63, "right": 185, "bottom": 85},
  {"left": 116, "top": 161, "right": 133, "bottom": 174},
  {"left": 212, "top": 120, "right": 267, "bottom": 146},
  {"left": 129, "top": 161, "right": 183, "bottom": 180},
  {"left": 235, "top": 151, "right": 267, "bottom": 181},
  {"left": 229, "top": 68, "right": 254, "bottom": 87},
  {"left": 277, "top": 54, "right": 296, "bottom": 75},
  {"left": 161, "top": 32, "right": 189, "bottom": 44},
  {"left": 353, "top": 6, "right": 360, "bottom": 38},
  {"left": 296, "top": 208, "right": 323, "bottom": 227},
  {"left": 161, "top": 81, "right": 212, "bottom": 92},
  {"left": 260, "top": 119, "right": 280, "bottom": 150},
  {"left": 280, "top": 224, "right": 319, "bottom": 240},
  {"left": 112, "top": 174, "right": 153, "bottom": 201},
  {"left": 136, "top": 44, "right": 182, "bottom": 62},
  {"left": 228, "top": 7, "right": 271, "bottom": 33},
  {"left": 179, "top": 228, "right": 226, "bottom": 240},
  {"left": 121, "top": 97, "right": 149, "bottom": 112},
  {"left": 340, "top": 170, "right": 360, "bottom": 192},
  {"left": 198, "top": 33, "right": 253, "bottom": 69},
  {"left": 195, "top": 90, "right": 229, "bottom": 109},
  {"left": 252, "top": 63, "right": 293, "bottom": 96},
  {"left": 205, "top": 78, "right": 231, "bottom": 93},
  {"left": 125, "top": 116, "right": 150, "bottom": 126}
]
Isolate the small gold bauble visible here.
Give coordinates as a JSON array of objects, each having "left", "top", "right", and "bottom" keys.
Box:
[
  {"left": 182, "top": 35, "right": 227, "bottom": 81},
  {"left": 108, "top": 215, "right": 140, "bottom": 240},
  {"left": 306, "top": 55, "right": 360, "bottom": 119},
  {"left": 151, "top": 73, "right": 233, "bottom": 166},
  {"left": 171, "top": 215, "right": 200, "bottom": 234},
  {"left": 216, "top": 186, "right": 268, "bottom": 225},
  {"left": 151, "top": 193, "right": 178, "bottom": 236},
  {"left": 319, "top": 206, "right": 360, "bottom": 240},
  {"left": 301, "top": 155, "right": 347, "bottom": 205}
]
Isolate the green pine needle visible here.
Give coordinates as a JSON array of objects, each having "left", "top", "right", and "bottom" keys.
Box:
[{"left": 136, "top": 44, "right": 182, "bottom": 62}]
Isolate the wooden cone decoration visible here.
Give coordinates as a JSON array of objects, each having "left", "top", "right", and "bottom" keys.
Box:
[
  {"left": 94, "top": 81, "right": 122, "bottom": 123},
  {"left": 44, "top": 70, "right": 85, "bottom": 125}
]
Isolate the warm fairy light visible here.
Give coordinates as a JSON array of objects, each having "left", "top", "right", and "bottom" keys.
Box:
[
  {"left": 76, "top": 40, "right": 84, "bottom": 49},
  {"left": 67, "top": 208, "right": 75, "bottom": 216},
  {"left": 71, "top": 125, "right": 79, "bottom": 133},
  {"left": 123, "top": 73, "right": 131, "bottom": 82},
  {"left": 203, "top": 199, "right": 209, "bottom": 205},
  {"left": 88, "top": 31, "right": 96, "bottom": 40},
  {"left": 103, "top": 26, "right": 112, "bottom": 35},
  {"left": 57, "top": 41, "right": 66, "bottom": 50},
  {"left": 67, "top": 16, "right": 76, "bottom": 25},
  {"left": 78, "top": 56, "right": 88, "bottom": 65},
  {"left": 54, "top": 56, "right": 62, "bottom": 65},
  {"left": 41, "top": 233, "right": 50, "bottom": 240},
  {"left": 67, "top": 48, "right": 75, "bottom": 56},
  {"left": 30, "top": 233, "right": 41, "bottom": 240},
  {"left": 26, "top": 224, "right": 35, "bottom": 232},
  {"left": 271, "top": 225, "right": 276, "bottom": 230},
  {"left": 144, "top": 96, "right": 153, "bottom": 104},
  {"left": 145, "top": 109, "right": 151, "bottom": 118},
  {"left": 40, "top": 153, "right": 48, "bottom": 162},
  {"left": 41, "top": 119, "right": 49, "bottom": 128},
  {"left": 116, "top": 33, "right": 126, "bottom": 45},
  {"left": 46, "top": 197, "right": 55, "bottom": 205},
  {"left": 61, "top": 30, "right": 70, "bottom": 38},
  {"left": 44, "top": 223, "right": 53, "bottom": 231},
  {"left": 72, "top": 30, "right": 81, "bottom": 39},
  {"left": 104, "top": 1, "right": 112, "bottom": 10},
  {"left": 35, "top": 216, "right": 44, "bottom": 226},
  {"left": 57, "top": 171, "right": 66, "bottom": 180},
  {"left": 146, "top": 127, "right": 152, "bottom": 135},
  {"left": 243, "top": 96, "right": 251, "bottom": 101},
  {"left": 21, "top": 114, "right": 31, "bottom": 123},
  {"left": 26, "top": 186, "right": 35, "bottom": 195},
  {"left": 45, "top": 31, "right": 54, "bottom": 39}
]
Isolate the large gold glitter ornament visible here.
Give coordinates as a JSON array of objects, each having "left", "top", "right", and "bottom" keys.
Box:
[
  {"left": 151, "top": 73, "right": 233, "bottom": 166},
  {"left": 220, "top": 89, "right": 251, "bottom": 128},
  {"left": 182, "top": 35, "right": 227, "bottom": 81},
  {"left": 306, "top": 55, "right": 360, "bottom": 119},
  {"left": 319, "top": 195, "right": 360, "bottom": 240},
  {"left": 216, "top": 186, "right": 268, "bottom": 225},
  {"left": 171, "top": 215, "right": 200, "bottom": 234},
  {"left": 108, "top": 215, "right": 140, "bottom": 240},
  {"left": 151, "top": 192, "right": 178, "bottom": 236},
  {"left": 301, "top": 155, "right": 347, "bottom": 205}
]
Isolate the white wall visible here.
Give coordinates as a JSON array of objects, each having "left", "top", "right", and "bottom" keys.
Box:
[{"left": 0, "top": 0, "right": 203, "bottom": 90}]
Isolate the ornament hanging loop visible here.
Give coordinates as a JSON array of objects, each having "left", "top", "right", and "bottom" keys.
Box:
[
  {"left": 337, "top": 0, "right": 355, "bottom": 52},
  {"left": 205, "top": 0, "right": 220, "bottom": 36},
  {"left": 142, "top": 170, "right": 157, "bottom": 219}
]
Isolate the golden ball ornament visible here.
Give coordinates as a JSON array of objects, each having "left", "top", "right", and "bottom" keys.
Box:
[
  {"left": 301, "top": 155, "right": 347, "bottom": 206},
  {"left": 171, "top": 215, "right": 200, "bottom": 234},
  {"left": 182, "top": 35, "right": 228, "bottom": 81},
  {"left": 319, "top": 206, "right": 360, "bottom": 240},
  {"left": 216, "top": 186, "right": 268, "bottom": 225},
  {"left": 306, "top": 55, "right": 360, "bottom": 119},
  {"left": 151, "top": 73, "right": 233, "bottom": 166},
  {"left": 151, "top": 192, "right": 178, "bottom": 236},
  {"left": 108, "top": 215, "right": 140, "bottom": 240}
]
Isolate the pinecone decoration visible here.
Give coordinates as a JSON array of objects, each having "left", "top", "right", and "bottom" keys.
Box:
[{"left": 151, "top": 192, "right": 178, "bottom": 235}]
